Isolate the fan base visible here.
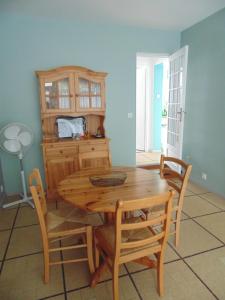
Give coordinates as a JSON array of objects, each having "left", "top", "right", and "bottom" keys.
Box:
[{"left": 3, "top": 196, "right": 34, "bottom": 209}]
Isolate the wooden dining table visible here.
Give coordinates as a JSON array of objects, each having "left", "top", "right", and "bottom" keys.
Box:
[
  {"left": 57, "top": 166, "right": 169, "bottom": 214},
  {"left": 57, "top": 166, "right": 169, "bottom": 285}
]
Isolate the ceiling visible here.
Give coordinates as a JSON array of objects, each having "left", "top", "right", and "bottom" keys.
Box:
[{"left": 1, "top": 0, "right": 225, "bottom": 31}]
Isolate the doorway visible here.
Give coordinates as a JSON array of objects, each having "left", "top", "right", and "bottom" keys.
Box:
[
  {"left": 136, "top": 54, "right": 169, "bottom": 166},
  {"left": 136, "top": 46, "right": 189, "bottom": 167}
]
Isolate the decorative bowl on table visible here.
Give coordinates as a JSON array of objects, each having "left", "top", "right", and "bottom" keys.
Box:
[{"left": 89, "top": 171, "right": 127, "bottom": 187}]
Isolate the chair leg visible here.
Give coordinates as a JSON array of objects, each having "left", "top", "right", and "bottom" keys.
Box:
[
  {"left": 86, "top": 227, "right": 95, "bottom": 274},
  {"left": 156, "top": 253, "right": 164, "bottom": 296},
  {"left": 175, "top": 216, "right": 181, "bottom": 247},
  {"left": 44, "top": 249, "right": 50, "bottom": 284},
  {"left": 175, "top": 224, "right": 180, "bottom": 247},
  {"left": 113, "top": 263, "right": 119, "bottom": 300}
]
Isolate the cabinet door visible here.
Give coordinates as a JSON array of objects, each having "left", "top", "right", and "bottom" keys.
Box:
[
  {"left": 46, "top": 156, "right": 78, "bottom": 199},
  {"left": 40, "top": 73, "right": 75, "bottom": 113},
  {"left": 75, "top": 75, "right": 105, "bottom": 112}
]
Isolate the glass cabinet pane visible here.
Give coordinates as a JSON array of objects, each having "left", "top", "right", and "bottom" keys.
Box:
[
  {"left": 79, "top": 96, "right": 90, "bottom": 108},
  {"left": 77, "top": 77, "right": 103, "bottom": 110},
  {"left": 91, "top": 96, "right": 102, "bottom": 108},
  {"left": 45, "top": 78, "right": 71, "bottom": 110},
  {"left": 79, "top": 78, "right": 89, "bottom": 94},
  {"left": 90, "top": 82, "right": 101, "bottom": 95}
]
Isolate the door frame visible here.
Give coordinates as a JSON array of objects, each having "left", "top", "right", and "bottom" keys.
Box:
[{"left": 136, "top": 53, "right": 169, "bottom": 154}]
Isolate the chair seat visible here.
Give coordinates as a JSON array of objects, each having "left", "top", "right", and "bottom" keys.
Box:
[
  {"left": 95, "top": 217, "right": 159, "bottom": 257},
  {"left": 142, "top": 196, "right": 178, "bottom": 216},
  {"left": 46, "top": 206, "right": 93, "bottom": 238}
]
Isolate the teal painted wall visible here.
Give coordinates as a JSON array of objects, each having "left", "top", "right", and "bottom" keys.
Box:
[
  {"left": 0, "top": 13, "right": 180, "bottom": 194},
  {"left": 181, "top": 8, "right": 225, "bottom": 197},
  {"left": 153, "top": 63, "right": 163, "bottom": 151}
]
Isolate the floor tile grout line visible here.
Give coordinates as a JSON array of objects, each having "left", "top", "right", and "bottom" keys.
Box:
[
  {"left": 37, "top": 291, "right": 66, "bottom": 300},
  {"left": 0, "top": 205, "right": 20, "bottom": 274},
  {"left": 65, "top": 273, "right": 128, "bottom": 294},
  {"left": 124, "top": 264, "right": 143, "bottom": 300},
  {"left": 14, "top": 223, "right": 39, "bottom": 229},
  {"left": 190, "top": 210, "right": 225, "bottom": 219},
  {"left": 198, "top": 194, "right": 225, "bottom": 210},
  {"left": 190, "top": 191, "right": 212, "bottom": 196},
  {"left": 179, "top": 210, "right": 225, "bottom": 245},
  {"left": 181, "top": 210, "right": 190, "bottom": 218},
  {"left": 0, "top": 228, "right": 13, "bottom": 233},
  {"left": 188, "top": 216, "right": 225, "bottom": 246},
  {"left": 183, "top": 260, "right": 219, "bottom": 300},
  {"left": 4, "top": 250, "right": 43, "bottom": 261},
  {"left": 179, "top": 245, "right": 225, "bottom": 261},
  {"left": 168, "top": 244, "right": 219, "bottom": 299},
  {"left": 181, "top": 209, "right": 225, "bottom": 221}
]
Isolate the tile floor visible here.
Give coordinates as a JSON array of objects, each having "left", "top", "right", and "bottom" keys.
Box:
[
  {"left": 136, "top": 151, "right": 161, "bottom": 166},
  {"left": 1, "top": 182, "right": 225, "bottom": 300}
]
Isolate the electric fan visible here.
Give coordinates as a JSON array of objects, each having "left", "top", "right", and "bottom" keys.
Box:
[{"left": 0, "top": 123, "right": 34, "bottom": 208}]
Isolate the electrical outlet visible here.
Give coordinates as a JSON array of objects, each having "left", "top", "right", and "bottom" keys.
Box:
[
  {"left": 128, "top": 112, "right": 133, "bottom": 119},
  {"left": 201, "top": 173, "right": 207, "bottom": 181},
  {"left": 0, "top": 185, "right": 3, "bottom": 193}
]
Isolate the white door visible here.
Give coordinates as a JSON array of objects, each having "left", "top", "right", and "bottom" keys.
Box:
[
  {"left": 166, "top": 46, "right": 188, "bottom": 160},
  {"left": 136, "top": 67, "right": 146, "bottom": 151}
]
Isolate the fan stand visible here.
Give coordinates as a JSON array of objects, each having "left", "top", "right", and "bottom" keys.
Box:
[{"left": 3, "top": 154, "right": 34, "bottom": 209}]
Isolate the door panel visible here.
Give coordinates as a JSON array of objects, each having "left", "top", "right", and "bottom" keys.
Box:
[{"left": 167, "top": 46, "right": 188, "bottom": 163}]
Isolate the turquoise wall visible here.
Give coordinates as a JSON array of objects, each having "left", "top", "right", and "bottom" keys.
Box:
[
  {"left": 0, "top": 13, "right": 180, "bottom": 194},
  {"left": 153, "top": 63, "right": 163, "bottom": 151},
  {"left": 181, "top": 8, "right": 225, "bottom": 197}
]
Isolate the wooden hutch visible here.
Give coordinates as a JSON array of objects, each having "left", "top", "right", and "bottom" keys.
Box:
[{"left": 36, "top": 66, "right": 111, "bottom": 199}]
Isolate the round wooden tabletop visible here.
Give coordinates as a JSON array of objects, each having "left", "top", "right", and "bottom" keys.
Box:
[{"left": 57, "top": 166, "right": 169, "bottom": 213}]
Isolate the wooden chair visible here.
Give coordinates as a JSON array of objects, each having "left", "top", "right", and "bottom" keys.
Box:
[
  {"left": 92, "top": 191, "right": 174, "bottom": 300},
  {"left": 144, "top": 155, "right": 192, "bottom": 247},
  {"left": 78, "top": 150, "right": 112, "bottom": 170},
  {"left": 29, "top": 168, "right": 95, "bottom": 283}
]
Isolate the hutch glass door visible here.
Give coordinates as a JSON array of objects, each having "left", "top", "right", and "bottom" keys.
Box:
[
  {"left": 76, "top": 76, "right": 104, "bottom": 111},
  {"left": 43, "top": 74, "right": 75, "bottom": 113}
]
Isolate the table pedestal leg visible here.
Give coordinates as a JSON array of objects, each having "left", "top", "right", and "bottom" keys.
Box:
[
  {"left": 133, "top": 256, "right": 156, "bottom": 268},
  {"left": 90, "top": 256, "right": 156, "bottom": 288},
  {"left": 90, "top": 259, "right": 109, "bottom": 288},
  {"left": 104, "top": 212, "right": 115, "bottom": 224}
]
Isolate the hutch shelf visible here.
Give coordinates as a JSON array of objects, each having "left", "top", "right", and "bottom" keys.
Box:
[{"left": 36, "top": 66, "right": 110, "bottom": 199}]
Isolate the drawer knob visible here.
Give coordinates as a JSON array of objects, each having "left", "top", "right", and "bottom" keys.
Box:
[
  {"left": 91, "top": 147, "right": 95, "bottom": 151},
  {"left": 60, "top": 150, "right": 63, "bottom": 154}
]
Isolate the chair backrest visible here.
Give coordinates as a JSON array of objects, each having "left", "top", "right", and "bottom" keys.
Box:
[
  {"left": 29, "top": 168, "right": 47, "bottom": 216},
  {"left": 79, "top": 150, "right": 112, "bottom": 170},
  {"left": 114, "top": 191, "right": 174, "bottom": 264},
  {"left": 30, "top": 185, "right": 49, "bottom": 250},
  {"left": 160, "top": 155, "right": 192, "bottom": 208}
]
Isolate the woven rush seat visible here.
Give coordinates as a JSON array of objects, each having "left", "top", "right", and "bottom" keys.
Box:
[{"left": 95, "top": 217, "right": 160, "bottom": 256}]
